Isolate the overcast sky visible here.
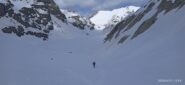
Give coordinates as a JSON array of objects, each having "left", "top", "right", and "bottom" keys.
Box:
[{"left": 54, "top": 0, "right": 149, "bottom": 16}]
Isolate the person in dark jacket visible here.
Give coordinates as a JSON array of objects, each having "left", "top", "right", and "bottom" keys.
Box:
[
  {"left": 0, "top": 4, "right": 5, "bottom": 16},
  {"left": 92, "top": 61, "right": 96, "bottom": 68}
]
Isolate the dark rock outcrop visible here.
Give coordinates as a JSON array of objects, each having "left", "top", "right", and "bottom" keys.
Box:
[{"left": 0, "top": 0, "right": 67, "bottom": 40}]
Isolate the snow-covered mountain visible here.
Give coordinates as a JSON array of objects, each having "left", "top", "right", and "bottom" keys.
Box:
[
  {"left": 61, "top": 9, "right": 95, "bottom": 30},
  {"left": 1, "top": 0, "right": 185, "bottom": 85},
  {"left": 0, "top": 0, "right": 94, "bottom": 40},
  {"left": 0, "top": 0, "right": 63, "bottom": 40},
  {"left": 90, "top": 6, "right": 140, "bottom": 30},
  {"left": 105, "top": 0, "right": 185, "bottom": 43}
]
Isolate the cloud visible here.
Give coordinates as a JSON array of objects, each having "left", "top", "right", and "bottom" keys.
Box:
[
  {"left": 93, "top": 0, "right": 148, "bottom": 10},
  {"left": 54, "top": 0, "right": 97, "bottom": 8},
  {"left": 82, "top": 0, "right": 97, "bottom": 7},
  {"left": 54, "top": 0, "right": 149, "bottom": 16},
  {"left": 54, "top": 0, "right": 148, "bottom": 9}
]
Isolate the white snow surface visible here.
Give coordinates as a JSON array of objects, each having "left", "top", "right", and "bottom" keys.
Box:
[
  {"left": 90, "top": 6, "right": 140, "bottom": 30},
  {"left": 9, "top": 0, "right": 34, "bottom": 11},
  {"left": 0, "top": 0, "right": 7, "bottom": 3},
  {"left": 36, "top": 9, "right": 48, "bottom": 14},
  {"left": 60, "top": 9, "right": 79, "bottom": 23},
  {"left": 1, "top": 1, "right": 185, "bottom": 85}
]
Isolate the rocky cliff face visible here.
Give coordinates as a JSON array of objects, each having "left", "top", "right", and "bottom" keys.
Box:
[
  {"left": 0, "top": 0, "right": 67, "bottom": 40},
  {"left": 105, "top": 0, "right": 185, "bottom": 44},
  {"left": 61, "top": 9, "right": 95, "bottom": 30},
  {"left": 0, "top": 0, "right": 95, "bottom": 40}
]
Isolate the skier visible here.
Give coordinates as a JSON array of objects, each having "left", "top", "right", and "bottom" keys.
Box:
[{"left": 92, "top": 61, "right": 96, "bottom": 68}]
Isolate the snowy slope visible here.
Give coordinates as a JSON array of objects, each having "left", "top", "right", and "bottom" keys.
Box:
[
  {"left": 90, "top": 6, "right": 140, "bottom": 30},
  {"left": 1, "top": 0, "right": 185, "bottom": 85},
  {"left": 102, "top": 1, "right": 185, "bottom": 85},
  {"left": 8, "top": 0, "right": 34, "bottom": 11},
  {"left": 105, "top": 0, "right": 185, "bottom": 43}
]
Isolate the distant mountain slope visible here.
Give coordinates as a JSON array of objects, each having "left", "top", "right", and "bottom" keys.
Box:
[
  {"left": 61, "top": 9, "right": 95, "bottom": 30},
  {"left": 105, "top": 0, "right": 185, "bottom": 44},
  {"left": 90, "top": 6, "right": 140, "bottom": 30}
]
